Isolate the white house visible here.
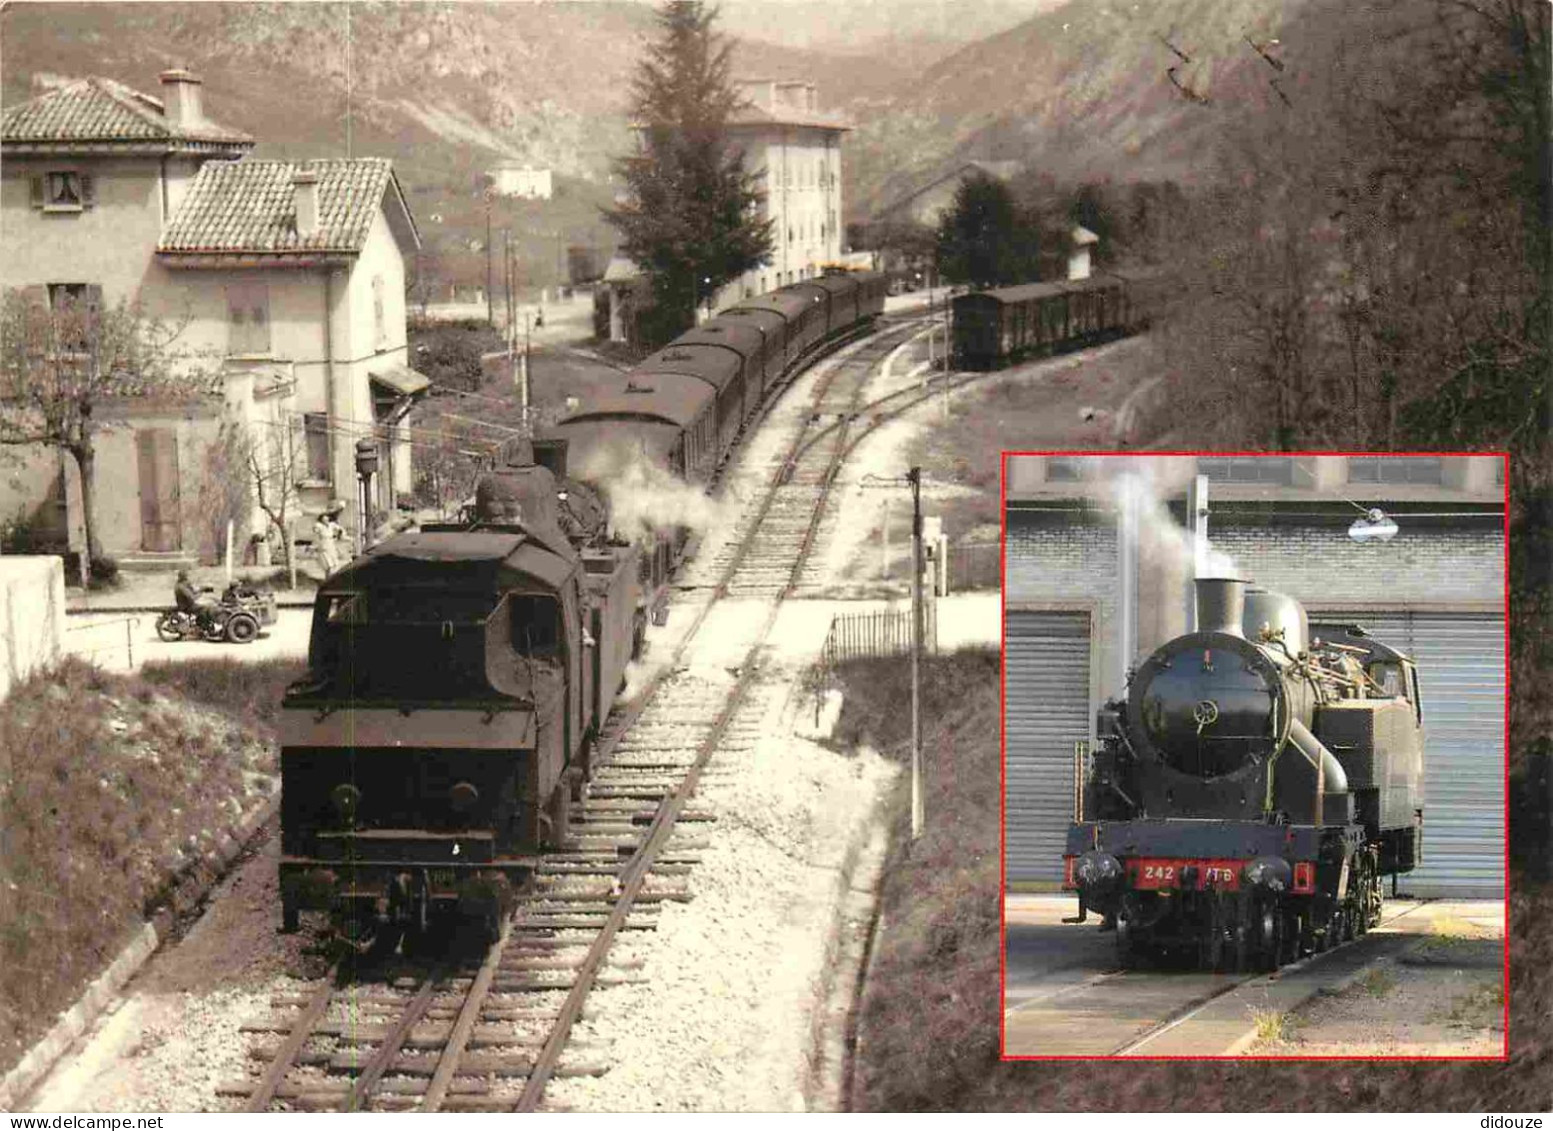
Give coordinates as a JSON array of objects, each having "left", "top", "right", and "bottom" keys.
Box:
[
  {"left": 715, "top": 79, "right": 849, "bottom": 307},
  {"left": 0, "top": 70, "right": 426, "bottom": 565},
  {"left": 489, "top": 162, "right": 553, "bottom": 200}
]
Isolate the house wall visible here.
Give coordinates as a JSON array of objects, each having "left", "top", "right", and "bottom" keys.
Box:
[
  {"left": 0, "top": 556, "right": 64, "bottom": 703},
  {"left": 90, "top": 399, "right": 225, "bottom": 557},
  {"left": 711, "top": 124, "right": 843, "bottom": 311},
  {"left": 0, "top": 447, "right": 69, "bottom": 547},
  {"left": 2, "top": 155, "right": 167, "bottom": 303}
]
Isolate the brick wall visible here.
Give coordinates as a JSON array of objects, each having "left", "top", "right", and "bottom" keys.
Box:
[{"left": 1209, "top": 521, "right": 1502, "bottom": 606}]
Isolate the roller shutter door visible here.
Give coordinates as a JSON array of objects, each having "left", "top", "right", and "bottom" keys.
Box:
[
  {"left": 1004, "top": 611, "right": 1091, "bottom": 885},
  {"left": 1311, "top": 610, "right": 1504, "bottom": 897}
]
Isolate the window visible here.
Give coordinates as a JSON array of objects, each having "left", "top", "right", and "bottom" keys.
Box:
[
  {"left": 226, "top": 284, "right": 271, "bottom": 356},
  {"left": 31, "top": 170, "right": 94, "bottom": 213},
  {"left": 1197, "top": 456, "right": 1295, "bottom": 484},
  {"left": 47, "top": 283, "right": 95, "bottom": 312},
  {"left": 303, "top": 413, "right": 330, "bottom": 481},
  {"left": 47, "top": 283, "right": 100, "bottom": 351},
  {"left": 1347, "top": 456, "right": 1443, "bottom": 485},
  {"left": 1046, "top": 457, "right": 1090, "bottom": 482}
]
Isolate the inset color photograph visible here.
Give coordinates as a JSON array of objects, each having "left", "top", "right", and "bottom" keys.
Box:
[{"left": 1001, "top": 452, "right": 1507, "bottom": 1059}]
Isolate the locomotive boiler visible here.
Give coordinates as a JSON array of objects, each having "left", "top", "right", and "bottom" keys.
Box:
[
  {"left": 277, "top": 443, "right": 642, "bottom": 940},
  {"left": 1065, "top": 577, "right": 1425, "bottom": 970}
]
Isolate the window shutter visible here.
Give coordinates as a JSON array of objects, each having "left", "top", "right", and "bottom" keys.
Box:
[
  {"left": 29, "top": 175, "right": 45, "bottom": 209},
  {"left": 80, "top": 173, "right": 96, "bottom": 208}
]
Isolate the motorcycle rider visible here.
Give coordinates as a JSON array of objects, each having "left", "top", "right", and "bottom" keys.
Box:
[{"left": 174, "top": 568, "right": 217, "bottom": 633}]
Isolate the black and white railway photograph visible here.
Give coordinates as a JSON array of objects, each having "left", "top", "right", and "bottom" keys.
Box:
[
  {"left": 1002, "top": 453, "right": 1506, "bottom": 1059},
  {"left": 0, "top": 0, "right": 1547, "bottom": 1115}
]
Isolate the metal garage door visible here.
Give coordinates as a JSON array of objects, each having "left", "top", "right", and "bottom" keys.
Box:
[
  {"left": 1004, "top": 610, "right": 1091, "bottom": 886},
  {"left": 1312, "top": 611, "right": 1504, "bottom": 897}
]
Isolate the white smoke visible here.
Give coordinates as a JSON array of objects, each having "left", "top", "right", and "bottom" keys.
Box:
[
  {"left": 1099, "top": 457, "right": 1241, "bottom": 580},
  {"left": 570, "top": 438, "right": 734, "bottom": 541}
]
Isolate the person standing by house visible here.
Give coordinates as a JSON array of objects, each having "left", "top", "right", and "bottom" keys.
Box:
[{"left": 313, "top": 502, "right": 347, "bottom": 577}]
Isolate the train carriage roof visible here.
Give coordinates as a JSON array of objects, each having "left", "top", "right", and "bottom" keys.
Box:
[
  {"left": 804, "top": 274, "right": 862, "bottom": 299},
  {"left": 730, "top": 289, "right": 820, "bottom": 322},
  {"left": 636, "top": 342, "right": 742, "bottom": 393},
  {"left": 554, "top": 369, "right": 715, "bottom": 429},
  {"left": 956, "top": 273, "right": 1132, "bottom": 308},
  {"left": 717, "top": 306, "right": 788, "bottom": 336},
  {"left": 675, "top": 319, "right": 766, "bottom": 362}
]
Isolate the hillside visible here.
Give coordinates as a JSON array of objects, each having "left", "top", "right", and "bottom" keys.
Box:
[{"left": 850, "top": 0, "right": 1315, "bottom": 217}]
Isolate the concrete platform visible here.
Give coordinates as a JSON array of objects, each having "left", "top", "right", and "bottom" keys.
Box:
[{"left": 1003, "top": 895, "right": 1505, "bottom": 1058}]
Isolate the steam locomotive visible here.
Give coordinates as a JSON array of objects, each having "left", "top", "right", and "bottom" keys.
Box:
[
  {"left": 275, "top": 273, "right": 889, "bottom": 940},
  {"left": 1065, "top": 577, "right": 1425, "bottom": 971},
  {"left": 277, "top": 443, "right": 641, "bottom": 939}
]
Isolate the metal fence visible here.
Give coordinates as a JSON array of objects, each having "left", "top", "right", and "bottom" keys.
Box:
[
  {"left": 820, "top": 602, "right": 938, "bottom": 668},
  {"left": 947, "top": 541, "right": 1000, "bottom": 592}
]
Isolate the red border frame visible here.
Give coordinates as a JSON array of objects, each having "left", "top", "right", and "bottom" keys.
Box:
[{"left": 998, "top": 449, "right": 1511, "bottom": 1063}]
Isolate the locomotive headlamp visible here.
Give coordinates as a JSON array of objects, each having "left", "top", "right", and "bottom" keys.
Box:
[
  {"left": 1348, "top": 508, "right": 1399, "bottom": 544},
  {"left": 1242, "top": 855, "right": 1292, "bottom": 893},
  {"left": 1074, "top": 850, "right": 1124, "bottom": 891},
  {"left": 449, "top": 781, "right": 480, "bottom": 813},
  {"left": 330, "top": 783, "right": 362, "bottom": 821}
]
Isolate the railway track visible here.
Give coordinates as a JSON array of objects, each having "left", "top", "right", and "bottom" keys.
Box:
[{"left": 223, "top": 316, "right": 953, "bottom": 1112}]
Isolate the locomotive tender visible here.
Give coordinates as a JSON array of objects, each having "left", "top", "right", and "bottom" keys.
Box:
[
  {"left": 277, "top": 272, "right": 888, "bottom": 938},
  {"left": 1065, "top": 577, "right": 1425, "bottom": 971},
  {"left": 278, "top": 446, "right": 641, "bottom": 937}
]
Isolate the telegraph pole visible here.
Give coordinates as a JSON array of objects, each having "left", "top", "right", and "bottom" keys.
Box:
[
  {"left": 485, "top": 190, "right": 494, "bottom": 327},
  {"left": 858, "top": 469, "right": 931, "bottom": 841},
  {"left": 907, "top": 465, "right": 924, "bottom": 841}
]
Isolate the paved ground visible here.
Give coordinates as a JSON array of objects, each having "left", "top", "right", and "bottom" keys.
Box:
[{"left": 1003, "top": 894, "right": 1505, "bottom": 1057}]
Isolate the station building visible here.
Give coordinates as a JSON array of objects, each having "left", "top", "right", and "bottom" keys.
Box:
[{"left": 1003, "top": 453, "right": 1505, "bottom": 898}]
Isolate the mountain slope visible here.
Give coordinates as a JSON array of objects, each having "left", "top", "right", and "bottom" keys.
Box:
[{"left": 849, "top": 0, "right": 1313, "bottom": 217}]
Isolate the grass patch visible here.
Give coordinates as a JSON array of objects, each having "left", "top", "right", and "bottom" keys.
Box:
[
  {"left": 1251, "top": 1009, "right": 1296, "bottom": 1045},
  {"left": 1434, "top": 982, "right": 1506, "bottom": 1030},
  {"left": 1358, "top": 967, "right": 1398, "bottom": 999},
  {"left": 835, "top": 651, "right": 1552, "bottom": 1110},
  {"left": 137, "top": 656, "right": 304, "bottom": 738},
  {"left": 0, "top": 656, "right": 299, "bottom": 1077}
]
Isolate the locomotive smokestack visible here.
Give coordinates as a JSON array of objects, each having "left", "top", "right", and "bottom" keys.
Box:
[{"left": 1195, "top": 577, "right": 1247, "bottom": 638}]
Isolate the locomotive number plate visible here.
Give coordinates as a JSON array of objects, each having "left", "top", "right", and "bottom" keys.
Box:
[{"left": 1131, "top": 858, "right": 1244, "bottom": 891}]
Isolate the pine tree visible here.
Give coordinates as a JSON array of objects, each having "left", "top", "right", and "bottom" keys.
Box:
[
  {"left": 936, "top": 173, "right": 1033, "bottom": 289},
  {"left": 606, "top": 1, "right": 772, "bottom": 346}
]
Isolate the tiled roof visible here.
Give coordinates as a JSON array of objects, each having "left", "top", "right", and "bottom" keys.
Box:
[
  {"left": 1, "top": 77, "right": 253, "bottom": 149},
  {"left": 159, "top": 158, "right": 401, "bottom": 256}
]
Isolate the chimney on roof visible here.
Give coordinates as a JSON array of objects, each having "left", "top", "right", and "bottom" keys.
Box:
[
  {"left": 293, "top": 170, "right": 320, "bottom": 237},
  {"left": 158, "top": 69, "right": 203, "bottom": 127}
]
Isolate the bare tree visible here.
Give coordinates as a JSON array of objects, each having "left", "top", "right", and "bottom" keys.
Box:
[
  {"left": 0, "top": 288, "right": 211, "bottom": 581},
  {"left": 246, "top": 416, "right": 304, "bottom": 590}
]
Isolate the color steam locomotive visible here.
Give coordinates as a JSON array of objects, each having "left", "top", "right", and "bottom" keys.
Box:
[{"left": 1065, "top": 577, "right": 1425, "bottom": 970}]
